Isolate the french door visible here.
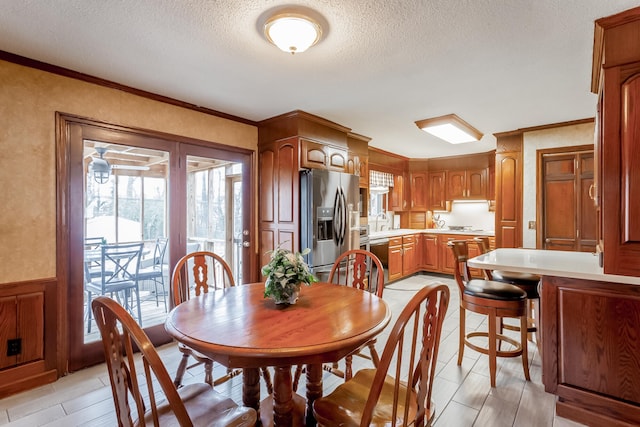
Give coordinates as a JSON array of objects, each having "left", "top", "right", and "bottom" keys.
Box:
[{"left": 58, "top": 114, "right": 254, "bottom": 371}]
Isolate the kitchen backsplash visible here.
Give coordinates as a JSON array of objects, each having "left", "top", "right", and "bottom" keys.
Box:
[{"left": 434, "top": 201, "right": 495, "bottom": 231}]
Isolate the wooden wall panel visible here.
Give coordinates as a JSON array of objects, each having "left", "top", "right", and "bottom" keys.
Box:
[
  {"left": 277, "top": 142, "right": 297, "bottom": 224},
  {"left": 0, "top": 296, "right": 17, "bottom": 369},
  {"left": 260, "top": 230, "right": 275, "bottom": 268},
  {"left": 621, "top": 76, "right": 640, "bottom": 243},
  {"left": 259, "top": 148, "right": 275, "bottom": 224},
  {"left": 559, "top": 288, "right": 640, "bottom": 400},
  {"left": 17, "top": 293, "right": 45, "bottom": 364}
]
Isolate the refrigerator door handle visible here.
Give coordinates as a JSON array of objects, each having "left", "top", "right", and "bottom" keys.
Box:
[
  {"left": 339, "top": 186, "right": 347, "bottom": 246},
  {"left": 333, "top": 187, "right": 342, "bottom": 246}
]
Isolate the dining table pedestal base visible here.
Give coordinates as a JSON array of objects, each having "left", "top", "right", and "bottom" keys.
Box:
[
  {"left": 244, "top": 364, "right": 323, "bottom": 426},
  {"left": 259, "top": 393, "right": 307, "bottom": 427}
]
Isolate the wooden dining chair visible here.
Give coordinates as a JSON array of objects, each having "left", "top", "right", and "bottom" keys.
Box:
[
  {"left": 293, "top": 249, "right": 385, "bottom": 389},
  {"left": 171, "top": 251, "right": 272, "bottom": 392},
  {"left": 91, "top": 296, "right": 256, "bottom": 427},
  {"left": 171, "top": 251, "right": 239, "bottom": 387},
  {"left": 449, "top": 240, "right": 530, "bottom": 387},
  {"left": 313, "top": 283, "right": 450, "bottom": 427},
  {"left": 329, "top": 249, "right": 385, "bottom": 378}
]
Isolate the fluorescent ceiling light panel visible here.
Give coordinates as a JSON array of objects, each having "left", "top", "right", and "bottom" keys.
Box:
[{"left": 415, "top": 114, "right": 483, "bottom": 144}]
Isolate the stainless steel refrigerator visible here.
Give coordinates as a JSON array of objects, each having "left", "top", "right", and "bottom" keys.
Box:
[{"left": 301, "top": 169, "right": 360, "bottom": 281}]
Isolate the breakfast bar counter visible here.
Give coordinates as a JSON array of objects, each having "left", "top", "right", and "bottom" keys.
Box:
[
  {"left": 467, "top": 247, "right": 640, "bottom": 285},
  {"left": 468, "top": 248, "right": 640, "bottom": 426}
]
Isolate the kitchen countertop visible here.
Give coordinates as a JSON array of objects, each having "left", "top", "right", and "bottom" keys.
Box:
[
  {"left": 467, "top": 248, "right": 640, "bottom": 285},
  {"left": 369, "top": 228, "right": 494, "bottom": 242}
]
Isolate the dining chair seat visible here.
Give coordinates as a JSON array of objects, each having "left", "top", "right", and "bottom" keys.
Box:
[
  {"left": 314, "top": 369, "right": 417, "bottom": 426},
  {"left": 491, "top": 270, "right": 540, "bottom": 298},
  {"left": 464, "top": 279, "right": 529, "bottom": 300}
]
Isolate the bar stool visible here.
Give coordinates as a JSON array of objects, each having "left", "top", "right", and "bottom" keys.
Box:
[
  {"left": 449, "top": 240, "right": 530, "bottom": 387},
  {"left": 474, "top": 237, "right": 540, "bottom": 342}
]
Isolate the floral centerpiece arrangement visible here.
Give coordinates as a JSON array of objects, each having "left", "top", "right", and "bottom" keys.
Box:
[{"left": 262, "top": 246, "right": 318, "bottom": 305}]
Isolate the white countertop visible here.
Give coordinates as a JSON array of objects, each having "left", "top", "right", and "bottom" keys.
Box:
[
  {"left": 369, "top": 228, "right": 494, "bottom": 241},
  {"left": 467, "top": 248, "right": 640, "bottom": 285}
]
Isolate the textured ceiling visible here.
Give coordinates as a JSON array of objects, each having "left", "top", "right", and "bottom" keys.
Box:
[{"left": 1, "top": 1, "right": 638, "bottom": 158}]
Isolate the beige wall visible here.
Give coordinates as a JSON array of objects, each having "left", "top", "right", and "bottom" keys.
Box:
[
  {"left": 0, "top": 59, "right": 258, "bottom": 283},
  {"left": 522, "top": 122, "right": 594, "bottom": 248}
]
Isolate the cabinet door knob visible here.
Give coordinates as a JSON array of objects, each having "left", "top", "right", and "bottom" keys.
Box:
[{"left": 588, "top": 184, "right": 595, "bottom": 200}]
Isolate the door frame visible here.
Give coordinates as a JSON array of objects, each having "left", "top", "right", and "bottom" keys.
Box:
[
  {"left": 535, "top": 144, "right": 594, "bottom": 249},
  {"left": 56, "top": 113, "right": 256, "bottom": 372}
]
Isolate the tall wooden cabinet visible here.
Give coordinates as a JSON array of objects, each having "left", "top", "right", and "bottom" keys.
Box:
[
  {"left": 494, "top": 133, "right": 523, "bottom": 248},
  {"left": 258, "top": 138, "right": 300, "bottom": 267},
  {"left": 258, "top": 111, "right": 370, "bottom": 267},
  {"left": 592, "top": 6, "right": 640, "bottom": 277}
]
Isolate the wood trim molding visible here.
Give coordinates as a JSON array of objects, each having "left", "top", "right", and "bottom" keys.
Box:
[
  {"left": 494, "top": 118, "right": 594, "bottom": 139},
  {"left": 592, "top": 6, "right": 640, "bottom": 93},
  {"left": 0, "top": 50, "right": 256, "bottom": 126}
]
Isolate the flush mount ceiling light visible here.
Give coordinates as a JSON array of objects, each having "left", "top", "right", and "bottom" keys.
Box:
[
  {"left": 415, "top": 114, "right": 483, "bottom": 144},
  {"left": 264, "top": 12, "right": 322, "bottom": 54}
]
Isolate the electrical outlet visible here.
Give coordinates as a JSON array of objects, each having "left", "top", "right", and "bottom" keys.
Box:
[
  {"left": 7, "top": 338, "right": 21, "bottom": 357},
  {"left": 528, "top": 221, "right": 536, "bottom": 230}
]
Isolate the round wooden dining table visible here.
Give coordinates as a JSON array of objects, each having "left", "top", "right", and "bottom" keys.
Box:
[{"left": 165, "top": 281, "right": 391, "bottom": 426}]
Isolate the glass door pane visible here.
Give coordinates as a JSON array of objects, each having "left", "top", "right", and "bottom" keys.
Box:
[
  {"left": 83, "top": 140, "right": 169, "bottom": 343},
  {"left": 185, "top": 156, "right": 244, "bottom": 282}
]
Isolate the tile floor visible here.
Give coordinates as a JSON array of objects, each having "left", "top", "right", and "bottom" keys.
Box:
[{"left": 0, "top": 274, "right": 586, "bottom": 426}]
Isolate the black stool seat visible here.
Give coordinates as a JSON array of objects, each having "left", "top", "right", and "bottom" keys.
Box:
[
  {"left": 491, "top": 271, "right": 540, "bottom": 298},
  {"left": 464, "top": 279, "right": 527, "bottom": 301}
]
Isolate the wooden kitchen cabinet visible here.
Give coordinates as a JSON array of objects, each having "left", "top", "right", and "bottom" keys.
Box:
[
  {"left": 423, "top": 234, "right": 439, "bottom": 271},
  {"left": 447, "top": 168, "right": 487, "bottom": 200},
  {"left": 402, "top": 235, "right": 416, "bottom": 276},
  {"left": 347, "top": 132, "right": 370, "bottom": 187},
  {"left": 542, "top": 275, "right": 640, "bottom": 426},
  {"left": 300, "top": 138, "right": 348, "bottom": 172},
  {"left": 592, "top": 7, "right": 640, "bottom": 277},
  {"left": 437, "top": 233, "right": 483, "bottom": 277},
  {"left": 494, "top": 135, "right": 523, "bottom": 249},
  {"left": 427, "top": 171, "right": 448, "bottom": 211},
  {"left": 390, "top": 173, "right": 410, "bottom": 211},
  {"left": 415, "top": 233, "right": 425, "bottom": 270},
  {"left": 439, "top": 235, "right": 457, "bottom": 274},
  {"left": 387, "top": 237, "right": 403, "bottom": 282},
  {"left": 410, "top": 172, "right": 428, "bottom": 210},
  {"left": 259, "top": 138, "right": 300, "bottom": 266},
  {"left": 383, "top": 232, "right": 492, "bottom": 282}
]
